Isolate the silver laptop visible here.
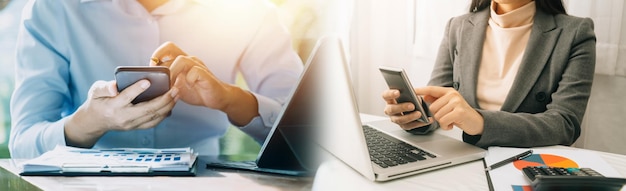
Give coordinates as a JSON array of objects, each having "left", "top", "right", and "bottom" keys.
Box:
[{"left": 315, "top": 36, "right": 486, "bottom": 182}]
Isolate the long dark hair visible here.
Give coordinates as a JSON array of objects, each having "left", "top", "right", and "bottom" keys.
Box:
[{"left": 469, "top": 0, "right": 567, "bottom": 15}]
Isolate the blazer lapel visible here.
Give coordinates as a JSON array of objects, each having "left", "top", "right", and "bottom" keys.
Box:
[
  {"left": 460, "top": 9, "right": 489, "bottom": 108},
  {"left": 500, "top": 10, "right": 562, "bottom": 112}
]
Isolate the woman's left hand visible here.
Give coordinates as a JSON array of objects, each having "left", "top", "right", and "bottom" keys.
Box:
[{"left": 415, "top": 86, "right": 484, "bottom": 135}]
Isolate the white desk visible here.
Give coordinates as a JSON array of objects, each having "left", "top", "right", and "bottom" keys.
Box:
[{"left": 312, "top": 114, "right": 626, "bottom": 191}]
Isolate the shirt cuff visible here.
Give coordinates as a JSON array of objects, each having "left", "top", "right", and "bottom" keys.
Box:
[
  {"left": 49, "top": 118, "right": 69, "bottom": 149},
  {"left": 238, "top": 116, "right": 269, "bottom": 144},
  {"left": 237, "top": 93, "right": 283, "bottom": 144},
  {"left": 462, "top": 132, "right": 482, "bottom": 147}
]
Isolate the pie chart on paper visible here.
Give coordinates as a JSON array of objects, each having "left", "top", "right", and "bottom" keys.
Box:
[{"left": 512, "top": 154, "right": 579, "bottom": 170}]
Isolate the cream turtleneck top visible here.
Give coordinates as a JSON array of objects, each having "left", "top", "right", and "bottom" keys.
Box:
[{"left": 476, "top": 1, "right": 536, "bottom": 111}]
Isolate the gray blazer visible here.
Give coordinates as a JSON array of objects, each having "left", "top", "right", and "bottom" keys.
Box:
[{"left": 428, "top": 7, "right": 596, "bottom": 148}]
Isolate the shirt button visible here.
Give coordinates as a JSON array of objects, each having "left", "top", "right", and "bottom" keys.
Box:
[
  {"left": 535, "top": 92, "right": 547, "bottom": 102},
  {"left": 453, "top": 82, "right": 460, "bottom": 90}
]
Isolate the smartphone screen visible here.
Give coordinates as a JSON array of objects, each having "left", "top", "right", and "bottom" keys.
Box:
[
  {"left": 379, "top": 66, "right": 431, "bottom": 123},
  {"left": 115, "top": 66, "right": 170, "bottom": 104}
]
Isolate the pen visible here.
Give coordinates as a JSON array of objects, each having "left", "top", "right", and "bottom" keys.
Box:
[{"left": 485, "top": 150, "right": 533, "bottom": 171}]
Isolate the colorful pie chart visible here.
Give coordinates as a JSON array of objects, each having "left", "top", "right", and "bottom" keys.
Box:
[{"left": 513, "top": 154, "right": 578, "bottom": 170}]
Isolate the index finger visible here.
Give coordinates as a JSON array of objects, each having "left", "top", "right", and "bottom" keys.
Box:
[
  {"left": 413, "top": 86, "right": 453, "bottom": 99},
  {"left": 151, "top": 41, "right": 187, "bottom": 67},
  {"left": 169, "top": 56, "right": 206, "bottom": 86}
]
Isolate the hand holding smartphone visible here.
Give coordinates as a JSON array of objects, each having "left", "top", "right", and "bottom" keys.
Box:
[
  {"left": 379, "top": 66, "right": 435, "bottom": 134},
  {"left": 115, "top": 66, "right": 170, "bottom": 104}
]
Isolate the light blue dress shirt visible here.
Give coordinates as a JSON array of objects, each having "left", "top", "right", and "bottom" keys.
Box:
[{"left": 9, "top": 0, "right": 303, "bottom": 159}]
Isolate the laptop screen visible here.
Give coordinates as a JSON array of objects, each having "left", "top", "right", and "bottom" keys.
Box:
[{"left": 311, "top": 37, "right": 378, "bottom": 180}]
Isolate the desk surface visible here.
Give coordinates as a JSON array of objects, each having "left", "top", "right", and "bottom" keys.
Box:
[
  {"left": 312, "top": 114, "right": 626, "bottom": 191},
  {"left": 0, "top": 156, "right": 313, "bottom": 191},
  {"left": 2, "top": 114, "right": 625, "bottom": 191}
]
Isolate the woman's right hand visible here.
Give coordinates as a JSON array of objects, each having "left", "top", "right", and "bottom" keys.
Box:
[
  {"left": 382, "top": 89, "right": 433, "bottom": 130},
  {"left": 64, "top": 80, "right": 179, "bottom": 148}
]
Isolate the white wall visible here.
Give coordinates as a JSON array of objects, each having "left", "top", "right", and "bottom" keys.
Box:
[{"left": 562, "top": 0, "right": 626, "bottom": 154}]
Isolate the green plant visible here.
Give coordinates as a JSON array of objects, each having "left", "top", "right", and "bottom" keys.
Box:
[{"left": 0, "top": 76, "right": 12, "bottom": 158}]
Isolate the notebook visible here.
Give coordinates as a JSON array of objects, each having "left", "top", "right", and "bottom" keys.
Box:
[
  {"left": 315, "top": 37, "right": 486, "bottom": 181},
  {"left": 203, "top": 36, "right": 332, "bottom": 176}
]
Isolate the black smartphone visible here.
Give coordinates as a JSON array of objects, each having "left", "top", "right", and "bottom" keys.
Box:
[
  {"left": 115, "top": 66, "right": 170, "bottom": 104},
  {"left": 379, "top": 66, "right": 431, "bottom": 123}
]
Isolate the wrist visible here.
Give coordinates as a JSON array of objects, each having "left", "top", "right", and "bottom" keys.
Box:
[
  {"left": 220, "top": 85, "right": 259, "bottom": 126},
  {"left": 64, "top": 108, "right": 107, "bottom": 148},
  {"left": 466, "top": 111, "right": 485, "bottom": 135}
]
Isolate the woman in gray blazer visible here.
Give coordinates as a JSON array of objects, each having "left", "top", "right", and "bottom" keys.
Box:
[{"left": 382, "top": 0, "right": 596, "bottom": 148}]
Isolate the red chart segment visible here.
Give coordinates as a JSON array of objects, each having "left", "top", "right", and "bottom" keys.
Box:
[{"left": 513, "top": 154, "right": 578, "bottom": 170}]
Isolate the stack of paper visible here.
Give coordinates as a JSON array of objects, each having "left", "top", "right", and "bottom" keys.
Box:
[{"left": 20, "top": 146, "right": 197, "bottom": 176}]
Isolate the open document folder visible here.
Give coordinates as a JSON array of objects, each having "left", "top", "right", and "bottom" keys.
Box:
[{"left": 19, "top": 146, "right": 197, "bottom": 176}]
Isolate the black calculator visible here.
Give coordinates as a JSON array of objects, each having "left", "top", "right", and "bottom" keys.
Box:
[{"left": 522, "top": 166, "right": 626, "bottom": 191}]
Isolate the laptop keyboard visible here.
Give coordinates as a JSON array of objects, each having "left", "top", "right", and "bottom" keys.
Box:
[{"left": 363, "top": 125, "right": 437, "bottom": 168}]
